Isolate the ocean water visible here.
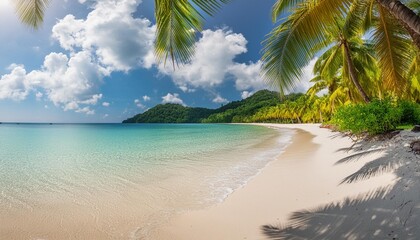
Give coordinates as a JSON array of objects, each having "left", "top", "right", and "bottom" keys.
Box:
[{"left": 0, "top": 123, "right": 293, "bottom": 239}]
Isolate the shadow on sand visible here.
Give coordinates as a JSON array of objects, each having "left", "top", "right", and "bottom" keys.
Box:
[{"left": 261, "top": 131, "right": 420, "bottom": 240}]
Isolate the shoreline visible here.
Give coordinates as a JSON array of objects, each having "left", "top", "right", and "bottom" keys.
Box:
[{"left": 154, "top": 123, "right": 399, "bottom": 239}]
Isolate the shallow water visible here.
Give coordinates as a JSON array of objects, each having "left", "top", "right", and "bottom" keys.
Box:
[{"left": 0, "top": 123, "right": 292, "bottom": 239}]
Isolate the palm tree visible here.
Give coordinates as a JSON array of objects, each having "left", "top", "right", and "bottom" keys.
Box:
[{"left": 262, "top": 0, "right": 418, "bottom": 96}]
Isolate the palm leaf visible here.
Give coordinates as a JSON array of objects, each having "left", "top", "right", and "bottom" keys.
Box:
[
  {"left": 14, "top": 0, "right": 50, "bottom": 29},
  {"left": 154, "top": 0, "right": 230, "bottom": 66},
  {"left": 271, "top": 0, "right": 307, "bottom": 22},
  {"left": 261, "top": 0, "right": 351, "bottom": 94},
  {"left": 373, "top": 6, "right": 413, "bottom": 95},
  {"left": 406, "top": 0, "right": 420, "bottom": 14},
  {"left": 343, "top": 0, "right": 370, "bottom": 38}
]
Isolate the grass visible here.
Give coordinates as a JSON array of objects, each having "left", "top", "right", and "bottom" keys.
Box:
[{"left": 397, "top": 125, "right": 414, "bottom": 130}]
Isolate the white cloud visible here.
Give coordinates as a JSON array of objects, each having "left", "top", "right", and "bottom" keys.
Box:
[
  {"left": 64, "top": 101, "right": 79, "bottom": 111},
  {"left": 134, "top": 99, "right": 145, "bottom": 108},
  {"left": 162, "top": 93, "right": 185, "bottom": 106},
  {"left": 35, "top": 91, "right": 43, "bottom": 100},
  {"left": 26, "top": 51, "right": 107, "bottom": 114},
  {"left": 228, "top": 61, "right": 267, "bottom": 91},
  {"left": 159, "top": 29, "right": 248, "bottom": 90},
  {"left": 52, "top": 0, "right": 155, "bottom": 72},
  {"left": 102, "top": 101, "right": 110, "bottom": 107},
  {"left": 142, "top": 95, "right": 150, "bottom": 101},
  {"left": 241, "top": 90, "right": 254, "bottom": 99},
  {"left": 75, "top": 106, "right": 95, "bottom": 115},
  {"left": 0, "top": 64, "right": 30, "bottom": 101},
  {"left": 290, "top": 58, "right": 317, "bottom": 94},
  {"left": 212, "top": 95, "right": 228, "bottom": 104},
  {"left": 158, "top": 29, "right": 269, "bottom": 94}
]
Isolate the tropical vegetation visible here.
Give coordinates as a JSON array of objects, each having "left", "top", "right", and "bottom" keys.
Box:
[
  {"left": 331, "top": 100, "right": 417, "bottom": 135},
  {"left": 123, "top": 90, "right": 303, "bottom": 123}
]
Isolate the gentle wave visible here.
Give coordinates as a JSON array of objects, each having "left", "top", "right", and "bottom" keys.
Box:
[{"left": 0, "top": 123, "right": 293, "bottom": 239}]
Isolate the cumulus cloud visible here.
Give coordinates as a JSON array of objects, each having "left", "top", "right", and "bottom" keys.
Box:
[
  {"left": 0, "top": 64, "right": 30, "bottom": 101},
  {"left": 26, "top": 51, "right": 106, "bottom": 113},
  {"left": 102, "top": 101, "right": 110, "bottom": 107},
  {"left": 142, "top": 95, "right": 150, "bottom": 101},
  {"left": 52, "top": 0, "right": 155, "bottom": 72},
  {"left": 228, "top": 61, "right": 267, "bottom": 91},
  {"left": 241, "top": 90, "right": 254, "bottom": 99},
  {"left": 212, "top": 95, "right": 228, "bottom": 104},
  {"left": 161, "top": 93, "right": 185, "bottom": 106},
  {"left": 158, "top": 28, "right": 269, "bottom": 95},
  {"left": 75, "top": 106, "right": 95, "bottom": 115}
]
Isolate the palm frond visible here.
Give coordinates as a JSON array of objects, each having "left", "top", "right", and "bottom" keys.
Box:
[
  {"left": 154, "top": 0, "right": 230, "bottom": 66},
  {"left": 406, "top": 0, "right": 420, "bottom": 14},
  {"left": 343, "top": 0, "right": 370, "bottom": 38},
  {"left": 262, "top": 0, "right": 351, "bottom": 94},
  {"left": 373, "top": 6, "right": 413, "bottom": 95},
  {"left": 14, "top": 0, "right": 50, "bottom": 29},
  {"left": 319, "top": 44, "right": 343, "bottom": 80},
  {"left": 271, "top": 0, "right": 307, "bottom": 22}
]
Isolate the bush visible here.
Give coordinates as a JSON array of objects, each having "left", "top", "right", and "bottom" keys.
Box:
[
  {"left": 332, "top": 100, "right": 402, "bottom": 135},
  {"left": 398, "top": 101, "right": 420, "bottom": 125}
]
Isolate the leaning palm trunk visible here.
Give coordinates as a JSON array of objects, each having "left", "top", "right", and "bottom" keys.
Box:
[
  {"left": 377, "top": 0, "right": 420, "bottom": 48},
  {"left": 343, "top": 40, "right": 371, "bottom": 103}
]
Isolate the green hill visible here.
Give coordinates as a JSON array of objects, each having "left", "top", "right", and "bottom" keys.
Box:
[{"left": 122, "top": 90, "right": 303, "bottom": 123}]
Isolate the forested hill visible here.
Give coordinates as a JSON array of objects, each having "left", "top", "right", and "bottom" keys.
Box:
[{"left": 122, "top": 90, "right": 303, "bottom": 123}]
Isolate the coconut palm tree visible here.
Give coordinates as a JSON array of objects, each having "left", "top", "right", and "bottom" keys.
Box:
[{"left": 262, "top": 0, "right": 419, "bottom": 96}]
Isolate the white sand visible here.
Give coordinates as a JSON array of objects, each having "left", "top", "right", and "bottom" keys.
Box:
[{"left": 155, "top": 124, "right": 420, "bottom": 239}]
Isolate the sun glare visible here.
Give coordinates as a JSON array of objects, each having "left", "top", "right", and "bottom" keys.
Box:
[{"left": 0, "top": 0, "right": 12, "bottom": 9}]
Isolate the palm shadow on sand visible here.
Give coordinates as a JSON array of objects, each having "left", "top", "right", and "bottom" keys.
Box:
[{"left": 261, "top": 131, "right": 420, "bottom": 240}]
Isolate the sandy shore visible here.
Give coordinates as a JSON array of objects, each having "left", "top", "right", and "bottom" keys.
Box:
[{"left": 155, "top": 124, "right": 420, "bottom": 239}]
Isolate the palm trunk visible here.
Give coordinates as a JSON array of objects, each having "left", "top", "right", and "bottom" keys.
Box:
[
  {"left": 376, "top": 0, "right": 420, "bottom": 48},
  {"left": 343, "top": 40, "right": 371, "bottom": 103}
]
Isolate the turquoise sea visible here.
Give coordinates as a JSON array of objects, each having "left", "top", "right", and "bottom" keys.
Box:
[{"left": 0, "top": 123, "right": 293, "bottom": 239}]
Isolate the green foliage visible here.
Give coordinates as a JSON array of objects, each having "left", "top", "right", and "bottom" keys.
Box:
[
  {"left": 123, "top": 104, "right": 213, "bottom": 123},
  {"left": 123, "top": 90, "right": 287, "bottom": 123},
  {"left": 397, "top": 101, "right": 420, "bottom": 125},
  {"left": 331, "top": 100, "right": 404, "bottom": 135},
  {"left": 202, "top": 91, "right": 300, "bottom": 123},
  {"left": 246, "top": 94, "right": 332, "bottom": 124}
]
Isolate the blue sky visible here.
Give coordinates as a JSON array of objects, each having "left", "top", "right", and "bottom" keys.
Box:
[{"left": 0, "top": 0, "right": 314, "bottom": 123}]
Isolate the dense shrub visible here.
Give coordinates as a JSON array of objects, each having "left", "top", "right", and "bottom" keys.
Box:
[
  {"left": 332, "top": 100, "right": 403, "bottom": 135},
  {"left": 398, "top": 101, "right": 420, "bottom": 125}
]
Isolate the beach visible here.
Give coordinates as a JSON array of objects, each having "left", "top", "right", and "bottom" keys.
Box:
[
  {"left": 155, "top": 124, "right": 419, "bottom": 239},
  {"left": 0, "top": 123, "right": 418, "bottom": 239}
]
